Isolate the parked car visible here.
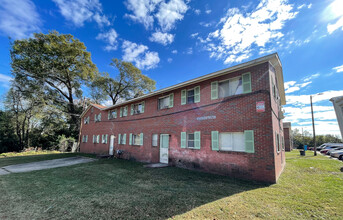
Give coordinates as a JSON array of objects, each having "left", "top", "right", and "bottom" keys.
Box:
[
  {"left": 331, "top": 150, "right": 343, "bottom": 160},
  {"left": 317, "top": 143, "right": 342, "bottom": 151},
  {"left": 320, "top": 146, "right": 340, "bottom": 155},
  {"left": 326, "top": 146, "right": 343, "bottom": 156}
]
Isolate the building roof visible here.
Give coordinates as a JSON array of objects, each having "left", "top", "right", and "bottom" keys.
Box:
[
  {"left": 330, "top": 96, "right": 343, "bottom": 103},
  {"left": 91, "top": 103, "right": 106, "bottom": 109},
  {"left": 283, "top": 122, "right": 292, "bottom": 129},
  {"left": 80, "top": 53, "right": 285, "bottom": 118}
]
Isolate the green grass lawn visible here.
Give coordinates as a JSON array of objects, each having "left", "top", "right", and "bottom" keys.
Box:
[{"left": 0, "top": 151, "right": 342, "bottom": 219}]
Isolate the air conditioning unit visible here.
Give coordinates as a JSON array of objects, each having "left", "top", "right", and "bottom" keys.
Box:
[{"left": 279, "top": 109, "right": 285, "bottom": 119}]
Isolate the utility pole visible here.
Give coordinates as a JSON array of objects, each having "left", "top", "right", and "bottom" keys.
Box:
[{"left": 310, "top": 95, "right": 316, "bottom": 156}]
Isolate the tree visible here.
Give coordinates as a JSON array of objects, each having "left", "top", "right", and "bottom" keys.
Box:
[
  {"left": 10, "top": 31, "right": 98, "bottom": 138},
  {"left": 90, "top": 58, "right": 156, "bottom": 105},
  {"left": 0, "top": 110, "right": 19, "bottom": 153},
  {"left": 291, "top": 128, "right": 342, "bottom": 149}
]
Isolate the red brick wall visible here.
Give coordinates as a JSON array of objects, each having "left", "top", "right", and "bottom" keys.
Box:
[
  {"left": 284, "top": 127, "right": 293, "bottom": 151},
  {"left": 80, "top": 61, "right": 284, "bottom": 183}
]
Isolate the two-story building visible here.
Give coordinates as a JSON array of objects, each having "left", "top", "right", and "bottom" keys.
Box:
[{"left": 79, "top": 53, "right": 286, "bottom": 183}]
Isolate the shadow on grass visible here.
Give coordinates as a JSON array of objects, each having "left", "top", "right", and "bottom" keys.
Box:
[{"left": 0, "top": 156, "right": 269, "bottom": 220}]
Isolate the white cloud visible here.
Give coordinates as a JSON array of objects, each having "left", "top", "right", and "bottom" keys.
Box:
[
  {"left": 0, "top": 0, "right": 41, "bottom": 39},
  {"left": 53, "top": 0, "right": 110, "bottom": 27},
  {"left": 185, "top": 47, "right": 193, "bottom": 55},
  {"left": 96, "top": 29, "right": 118, "bottom": 51},
  {"left": 285, "top": 80, "right": 312, "bottom": 94},
  {"left": 122, "top": 40, "right": 160, "bottom": 70},
  {"left": 149, "top": 31, "right": 175, "bottom": 45},
  {"left": 190, "top": 33, "right": 199, "bottom": 38},
  {"left": 171, "top": 50, "right": 178, "bottom": 54},
  {"left": 194, "top": 9, "right": 201, "bottom": 15},
  {"left": 167, "top": 58, "right": 173, "bottom": 63},
  {"left": 199, "top": 21, "right": 213, "bottom": 27},
  {"left": 125, "top": 0, "right": 162, "bottom": 29},
  {"left": 204, "top": 0, "right": 298, "bottom": 64},
  {"left": 284, "top": 81, "right": 296, "bottom": 90},
  {"left": 303, "top": 73, "right": 320, "bottom": 82},
  {"left": 325, "top": 0, "right": 343, "bottom": 34},
  {"left": 297, "top": 4, "right": 311, "bottom": 10},
  {"left": 333, "top": 64, "right": 343, "bottom": 73},
  {"left": 205, "top": 9, "right": 212, "bottom": 14},
  {"left": 155, "top": 0, "right": 188, "bottom": 31},
  {"left": 286, "top": 90, "right": 343, "bottom": 106},
  {"left": 0, "top": 73, "right": 12, "bottom": 88}
]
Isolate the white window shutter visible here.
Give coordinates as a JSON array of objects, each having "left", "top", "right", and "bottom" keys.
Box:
[
  {"left": 194, "top": 86, "right": 200, "bottom": 103},
  {"left": 141, "top": 102, "right": 145, "bottom": 113},
  {"left": 242, "top": 72, "right": 252, "bottom": 93},
  {"left": 211, "top": 81, "right": 218, "bottom": 100},
  {"left": 181, "top": 132, "right": 186, "bottom": 148},
  {"left": 181, "top": 90, "right": 186, "bottom": 105},
  {"left": 194, "top": 131, "right": 201, "bottom": 149},
  {"left": 129, "top": 133, "right": 132, "bottom": 145},
  {"left": 131, "top": 104, "right": 134, "bottom": 115},
  {"left": 118, "top": 134, "right": 121, "bottom": 144},
  {"left": 169, "top": 93, "right": 174, "bottom": 108},
  {"left": 244, "top": 130, "right": 254, "bottom": 153},
  {"left": 211, "top": 131, "right": 219, "bottom": 151},
  {"left": 120, "top": 108, "right": 123, "bottom": 117},
  {"left": 140, "top": 133, "right": 144, "bottom": 145}
]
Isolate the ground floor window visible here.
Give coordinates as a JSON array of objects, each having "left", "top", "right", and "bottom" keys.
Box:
[
  {"left": 181, "top": 131, "right": 201, "bottom": 149},
  {"left": 118, "top": 134, "right": 126, "bottom": 145},
  {"left": 102, "top": 134, "right": 108, "bottom": 144},
  {"left": 219, "top": 132, "right": 244, "bottom": 152},
  {"left": 130, "top": 133, "right": 143, "bottom": 146},
  {"left": 82, "top": 135, "right": 88, "bottom": 143},
  {"left": 187, "top": 133, "right": 195, "bottom": 148},
  {"left": 152, "top": 134, "right": 158, "bottom": 146},
  {"left": 93, "top": 135, "right": 100, "bottom": 144}
]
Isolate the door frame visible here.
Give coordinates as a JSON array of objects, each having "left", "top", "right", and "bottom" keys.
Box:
[
  {"left": 159, "top": 134, "right": 169, "bottom": 164},
  {"left": 109, "top": 135, "right": 115, "bottom": 156}
]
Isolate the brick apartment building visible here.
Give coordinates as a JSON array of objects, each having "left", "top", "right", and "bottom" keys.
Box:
[
  {"left": 283, "top": 122, "right": 293, "bottom": 151},
  {"left": 79, "top": 53, "right": 286, "bottom": 183}
]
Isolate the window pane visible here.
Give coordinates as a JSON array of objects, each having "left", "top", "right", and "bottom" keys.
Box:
[
  {"left": 219, "top": 132, "right": 244, "bottom": 151},
  {"left": 232, "top": 132, "right": 245, "bottom": 152},
  {"left": 134, "top": 134, "right": 141, "bottom": 145},
  {"left": 219, "top": 133, "right": 233, "bottom": 151},
  {"left": 159, "top": 97, "right": 169, "bottom": 109},
  {"left": 218, "top": 80, "right": 230, "bottom": 98},
  {"left": 188, "top": 133, "right": 194, "bottom": 148},
  {"left": 219, "top": 77, "right": 243, "bottom": 98},
  {"left": 187, "top": 89, "right": 194, "bottom": 103}
]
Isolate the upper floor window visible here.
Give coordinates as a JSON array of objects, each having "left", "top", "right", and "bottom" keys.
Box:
[
  {"left": 82, "top": 135, "right": 88, "bottom": 143},
  {"left": 131, "top": 102, "right": 145, "bottom": 115},
  {"left": 158, "top": 93, "right": 174, "bottom": 109},
  {"left": 84, "top": 116, "right": 90, "bottom": 124},
  {"left": 120, "top": 106, "right": 128, "bottom": 117},
  {"left": 108, "top": 109, "right": 117, "bottom": 119},
  {"left": 91, "top": 107, "right": 94, "bottom": 113},
  {"left": 211, "top": 72, "right": 251, "bottom": 100},
  {"left": 94, "top": 113, "right": 101, "bottom": 122},
  {"left": 181, "top": 86, "right": 200, "bottom": 105}
]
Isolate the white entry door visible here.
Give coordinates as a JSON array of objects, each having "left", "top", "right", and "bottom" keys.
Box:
[
  {"left": 109, "top": 135, "right": 115, "bottom": 156},
  {"left": 160, "top": 134, "right": 169, "bottom": 164}
]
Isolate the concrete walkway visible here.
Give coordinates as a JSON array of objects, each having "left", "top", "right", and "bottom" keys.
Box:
[{"left": 0, "top": 156, "right": 96, "bottom": 175}]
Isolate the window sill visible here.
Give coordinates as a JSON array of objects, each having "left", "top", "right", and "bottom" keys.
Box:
[{"left": 216, "top": 150, "right": 250, "bottom": 154}]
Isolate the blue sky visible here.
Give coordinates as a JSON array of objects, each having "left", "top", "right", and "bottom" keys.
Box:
[{"left": 0, "top": 0, "right": 342, "bottom": 137}]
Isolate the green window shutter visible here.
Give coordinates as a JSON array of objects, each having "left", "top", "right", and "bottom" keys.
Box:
[
  {"left": 169, "top": 93, "right": 174, "bottom": 108},
  {"left": 108, "top": 111, "right": 110, "bottom": 119},
  {"left": 181, "top": 89, "right": 186, "bottom": 105},
  {"left": 123, "top": 134, "right": 126, "bottom": 144},
  {"left": 93, "top": 135, "right": 95, "bottom": 143},
  {"left": 211, "top": 81, "right": 218, "bottom": 100},
  {"left": 131, "top": 104, "right": 134, "bottom": 115},
  {"left": 125, "top": 106, "right": 128, "bottom": 116},
  {"left": 194, "top": 86, "right": 200, "bottom": 103},
  {"left": 141, "top": 102, "right": 145, "bottom": 113},
  {"left": 86, "top": 135, "right": 88, "bottom": 143},
  {"left": 242, "top": 72, "right": 252, "bottom": 93},
  {"left": 118, "top": 134, "right": 121, "bottom": 144},
  {"left": 129, "top": 133, "right": 132, "bottom": 145},
  {"left": 211, "top": 131, "right": 219, "bottom": 151},
  {"left": 194, "top": 131, "right": 201, "bottom": 149},
  {"left": 114, "top": 110, "right": 117, "bottom": 118},
  {"left": 120, "top": 108, "right": 123, "bottom": 117},
  {"left": 140, "top": 133, "right": 144, "bottom": 145},
  {"left": 94, "top": 114, "right": 97, "bottom": 122},
  {"left": 244, "top": 130, "right": 255, "bottom": 153},
  {"left": 99, "top": 113, "right": 101, "bottom": 121},
  {"left": 181, "top": 132, "right": 186, "bottom": 148}
]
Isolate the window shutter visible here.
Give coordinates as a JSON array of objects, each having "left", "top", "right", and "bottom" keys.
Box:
[
  {"left": 114, "top": 110, "right": 117, "bottom": 118},
  {"left": 86, "top": 135, "right": 88, "bottom": 143},
  {"left": 242, "top": 72, "right": 252, "bottom": 93},
  {"left": 92, "top": 135, "right": 95, "bottom": 143},
  {"left": 140, "top": 133, "right": 144, "bottom": 145},
  {"left": 105, "top": 134, "right": 108, "bottom": 144},
  {"left": 129, "top": 133, "right": 132, "bottom": 145},
  {"left": 211, "top": 131, "right": 219, "bottom": 151},
  {"left": 244, "top": 130, "right": 254, "bottom": 153},
  {"left": 118, "top": 134, "right": 121, "bottom": 144},
  {"left": 94, "top": 114, "right": 97, "bottom": 122},
  {"left": 108, "top": 111, "right": 110, "bottom": 119},
  {"left": 194, "top": 131, "right": 201, "bottom": 149},
  {"left": 99, "top": 113, "right": 101, "bottom": 121},
  {"left": 123, "top": 134, "right": 126, "bottom": 144},
  {"left": 141, "top": 102, "right": 145, "bottom": 113},
  {"left": 124, "top": 106, "right": 128, "bottom": 116},
  {"left": 211, "top": 81, "right": 218, "bottom": 100},
  {"left": 120, "top": 108, "right": 123, "bottom": 117},
  {"left": 97, "top": 135, "right": 100, "bottom": 143},
  {"left": 169, "top": 93, "right": 174, "bottom": 108},
  {"left": 101, "top": 134, "right": 104, "bottom": 143},
  {"left": 131, "top": 104, "right": 134, "bottom": 115},
  {"left": 181, "top": 90, "right": 186, "bottom": 105},
  {"left": 181, "top": 132, "right": 186, "bottom": 148},
  {"left": 194, "top": 86, "right": 200, "bottom": 103}
]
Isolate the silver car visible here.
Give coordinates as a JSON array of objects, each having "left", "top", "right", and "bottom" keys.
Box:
[{"left": 331, "top": 150, "right": 343, "bottom": 160}]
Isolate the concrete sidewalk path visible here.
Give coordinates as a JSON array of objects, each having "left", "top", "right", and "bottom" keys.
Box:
[{"left": 0, "top": 156, "right": 96, "bottom": 175}]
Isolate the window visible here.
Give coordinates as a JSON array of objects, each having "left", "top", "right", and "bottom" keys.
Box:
[
  {"left": 118, "top": 133, "right": 126, "bottom": 145},
  {"left": 180, "top": 131, "right": 201, "bottom": 149},
  {"left": 211, "top": 130, "right": 254, "bottom": 153},
  {"left": 211, "top": 73, "right": 251, "bottom": 100},
  {"left": 219, "top": 132, "right": 245, "bottom": 152},
  {"left": 108, "top": 109, "right": 117, "bottom": 119},
  {"left": 152, "top": 134, "right": 158, "bottom": 146},
  {"left": 94, "top": 113, "right": 101, "bottom": 122},
  {"left": 218, "top": 77, "right": 243, "bottom": 98},
  {"left": 84, "top": 116, "right": 90, "bottom": 124},
  {"left": 129, "top": 133, "right": 144, "bottom": 146},
  {"left": 282, "top": 135, "right": 285, "bottom": 150},
  {"left": 276, "top": 132, "right": 280, "bottom": 152},
  {"left": 82, "top": 135, "right": 88, "bottom": 143},
  {"left": 102, "top": 134, "right": 108, "bottom": 144},
  {"left": 131, "top": 102, "right": 145, "bottom": 115},
  {"left": 120, "top": 106, "right": 128, "bottom": 117},
  {"left": 93, "top": 135, "right": 100, "bottom": 144},
  {"left": 181, "top": 86, "right": 200, "bottom": 105},
  {"left": 187, "top": 133, "right": 195, "bottom": 148},
  {"left": 158, "top": 94, "right": 173, "bottom": 109}
]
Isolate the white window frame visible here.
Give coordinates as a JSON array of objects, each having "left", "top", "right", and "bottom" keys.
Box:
[
  {"left": 132, "top": 134, "right": 141, "bottom": 146},
  {"left": 132, "top": 102, "right": 144, "bottom": 115},
  {"left": 152, "top": 134, "right": 158, "bottom": 146},
  {"left": 187, "top": 88, "right": 195, "bottom": 104},
  {"left": 158, "top": 95, "right": 170, "bottom": 110},
  {"left": 218, "top": 132, "right": 245, "bottom": 152},
  {"left": 109, "top": 109, "right": 117, "bottom": 119},
  {"left": 187, "top": 133, "right": 195, "bottom": 148}
]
